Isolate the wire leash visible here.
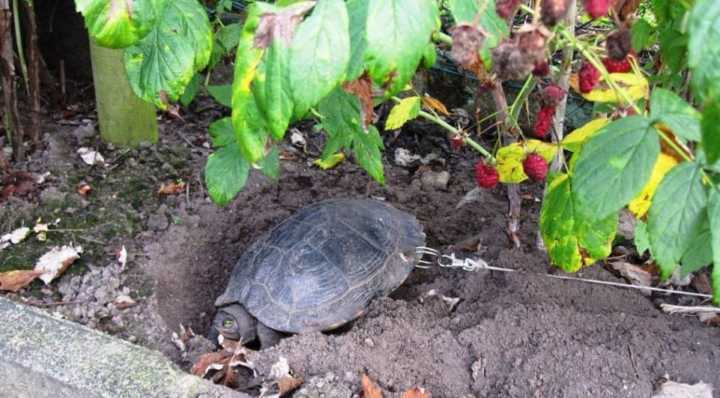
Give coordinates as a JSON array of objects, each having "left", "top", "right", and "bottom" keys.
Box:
[{"left": 414, "top": 247, "right": 714, "bottom": 300}]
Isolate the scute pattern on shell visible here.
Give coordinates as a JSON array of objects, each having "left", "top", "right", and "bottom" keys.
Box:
[{"left": 215, "top": 199, "right": 426, "bottom": 333}]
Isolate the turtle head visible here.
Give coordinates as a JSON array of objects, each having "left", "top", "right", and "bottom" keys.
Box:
[{"left": 211, "top": 304, "right": 258, "bottom": 344}]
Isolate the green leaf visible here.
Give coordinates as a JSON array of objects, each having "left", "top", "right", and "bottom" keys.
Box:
[
  {"left": 231, "top": 4, "right": 270, "bottom": 164},
  {"left": 421, "top": 42, "right": 437, "bottom": 69},
  {"left": 648, "top": 162, "right": 707, "bottom": 279},
  {"left": 314, "top": 153, "right": 345, "bottom": 169},
  {"left": 75, "top": 0, "right": 167, "bottom": 48},
  {"left": 631, "top": 18, "right": 654, "bottom": 52},
  {"left": 257, "top": 146, "right": 280, "bottom": 180},
  {"left": 318, "top": 88, "right": 361, "bottom": 159},
  {"left": 318, "top": 88, "right": 384, "bottom": 183},
  {"left": 709, "top": 189, "right": 720, "bottom": 304},
  {"left": 650, "top": 88, "right": 701, "bottom": 142},
  {"left": 289, "top": 0, "right": 351, "bottom": 118},
  {"left": 124, "top": 0, "right": 213, "bottom": 108},
  {"left": 208, "top": 84, "right": 233, "bottom": 108},
  {"left": 204, "top": 143, "right": 250, "bottom": 206},
  {"left": 346, "top": 0, "right": 369, "bottom": 81},
  {"left": 540, "top": 173, "right": 618, "bottom": 272},
  {"left": 634, "top": 219, "right": 650, "bottom": 255},
  {"left": 680, "top": 214, "right": 713, "bottom": 275},
  {"left": 365, "top": 0, "right": 439, "bottom": 95},
  {"left": 217, "top": 23, "right": 243, "bottom": 53},
  {"left": 688, "top": 0, "right": 720, "bottom": 100},
  {"left": 446, "top": 0, "right": 508, "bottom": 67},
  {"left": 208, "top": 117, "right": 235, "bottom": 148},
  {"left": 572, "top": 116, "right": 660, "bottom": 220},
  {"left": 385, "top": 97, "right": 421, "bottom": 130},
  {"left": 352, "top": 125, "right": 385, "bottom": 184},
  {"left": 180, "top": 73, "right": 203, "bottom": 107},
  {"left": 254, "top": 40, "right": 294, "bottom": 139},
  {"left": 701, "top": 99, "right": 720, "bottom": 165}
]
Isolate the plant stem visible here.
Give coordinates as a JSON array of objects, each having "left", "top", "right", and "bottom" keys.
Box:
[
  {"left": 11, "top": 0, "right": 28, "bottom": 95},
  {"left": 550, "top": 0, "right": 576, "bottom": 172},
  {"left": 390, "top": 96, "right": 494, "bottom": 160},
  {"left": 432, "top": 31, "right": 453, "bottom": 46}
]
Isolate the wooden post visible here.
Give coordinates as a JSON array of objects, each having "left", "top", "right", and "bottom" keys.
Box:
[
  {"left": 88, "top": 38, "right": 158, "bottom": 147},
  {"left": 0, "top": 0, "right": 24, "bottom": 161}
]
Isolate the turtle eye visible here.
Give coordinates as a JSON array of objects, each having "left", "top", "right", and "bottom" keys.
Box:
[{"left": 223, "top": 318, "right": 235, "bottom": 328}]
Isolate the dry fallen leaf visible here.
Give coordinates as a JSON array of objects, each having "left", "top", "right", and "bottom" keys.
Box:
[
  {"left": 0, "top": 270, "right": 42, "bottom": 292},
  {"left": 113, "top": 295, "right": 137, "bottom": 310},
  {"left": 401, "top": 387, "right": 430, "bottom": 398},
  {"left": 117, "top": 246, "right": 128, "bottom": 270},
  {"left": 34, "top": 245, "right": 83, "bottom": 284},
  {"left": 362, "top": 374, "right": 383, "bottom": 398},
  {"left": 76, "top": 182, "right": 92, "bottom": 197},
  {"left": 157, "top": 181, "right": 186, "bottom": 195},
  {"left": 422, "top": 94, "right": 450, "bottom": 116},
  {"left": 1, "top": 227, "right": 31, "bottom": 245},
  {"left": 277, "top": 375, "right": 303, "bottom": 396},
  {"left": 609, "top": 261, "right": 653, "bottom": 293},
  {"left": 77, "top": 147, "right": 105, "bottom": 165},
  {"left": 191, "top": 351, "right": 232, "bottom": 378}
]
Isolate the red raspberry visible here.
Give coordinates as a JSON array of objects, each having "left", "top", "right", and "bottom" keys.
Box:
[
  {"left": 541, "top": 0, "right": 571, "bottom": 27},
  {"left": 579, "top": 62, "right": 600, "bottom": 93},
  {"left": 541, "top": 84, "right": 565, "bottom": 107},
  {"left": 532, "top": 60, "right": 550, "bottom": 77},
  {"left": 496, "top": 0, "right": 522, "bottom": 18},
  {"left": 533, "top": 106, "right": 555, "bottom": 138},
  {"left": 602, "top": 57, "right": 631, "bottom": 73},
  {"left": 523, "top": 153, "right": 548, "bottom": 182},
  {"left": 584, "top": 0, "right": 610, "bottom": 19},
  {"left": 474, "top": 161, "right": 499, "bottom": 189}
]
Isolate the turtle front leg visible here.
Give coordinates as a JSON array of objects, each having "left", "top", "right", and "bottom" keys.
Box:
[{"left": 257, "top": 323, "right": 282, "bottom": 348}]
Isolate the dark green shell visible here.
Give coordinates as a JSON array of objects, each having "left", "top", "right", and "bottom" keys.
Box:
[{"left": 215, "top": 199, "right": 425, "bottom": 333}]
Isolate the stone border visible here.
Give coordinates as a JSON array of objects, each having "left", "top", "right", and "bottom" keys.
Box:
[{"left": 0, "top": 297, "right": 249, "bottom": 398}]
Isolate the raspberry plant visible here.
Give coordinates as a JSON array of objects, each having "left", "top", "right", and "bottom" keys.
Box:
[{"left": 75, "top": 0, "right": 720, "bottom": 303}]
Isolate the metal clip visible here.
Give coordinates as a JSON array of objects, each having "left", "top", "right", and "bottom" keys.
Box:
[{"left": 415, "top": 247, "right": 489, "bottom": 272}]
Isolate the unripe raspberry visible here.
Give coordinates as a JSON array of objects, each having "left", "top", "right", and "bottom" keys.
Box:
[
  {"left": 474, "top": 161, "right": 499, "bottom": 189},
  {"left": 579, "top": 62, "right": 600, "bottom": 93},
  {"left": 533, "top": 106, "right": 555, "bottom": 138},
  {"left": 541, "top": 84, "right": 566, "bottom": 107},
  {"left": 602, "top": 57, "right": 631, "bottom": 73},
  {"left": 541, "top": 0, "right": 571, "bottom": 27},
  {"left": 496, "top": 0, "right": 522, "bottom": 19},
  {"left": 584, "top": 0, "right": 610, "bottom": 19},
  {"left": 523, "top": 153, "right": 548, "bottom": 182},
  {"left": 606, "top": 28, "right": 632, "bottom": 60}
]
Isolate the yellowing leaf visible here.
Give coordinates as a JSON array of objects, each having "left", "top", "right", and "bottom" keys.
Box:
[
  {"left": 562, "top": 118, "right": 610, "bottom": 152},
  {"left": 628, "top": 153, "right": 679, "bottom": 218},
  {"left": 496, "top": 140, "right": 558, "bottom": 183},
  {"left": 570, "top": 73, "right": 649, "bottom": 103},
  {"left": 313, "top": 153, "right": 345, "bottom": 169},
  {"left": 385, "top": 96, "right": 421, "bottom": 130},
  {"left": 421, "top": 94, "right": 449, "bottom": 116}
]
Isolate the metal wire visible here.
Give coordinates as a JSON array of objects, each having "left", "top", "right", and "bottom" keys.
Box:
[{"left": 415, "top": 247, "right": 714, "bottom": 300}]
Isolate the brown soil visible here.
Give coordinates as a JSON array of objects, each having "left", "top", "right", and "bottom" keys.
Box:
[{"left": 2, "top": 92, "right": 719, "bottom": 398}]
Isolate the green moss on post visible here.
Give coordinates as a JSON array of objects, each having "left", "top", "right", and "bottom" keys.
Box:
[{"left": 89, "top": 39, "right": 157, "bottom": 146}]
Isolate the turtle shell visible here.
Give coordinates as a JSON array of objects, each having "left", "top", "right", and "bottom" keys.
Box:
[{"left": 215, "top": 198, "right": 425, "bottom": 333}]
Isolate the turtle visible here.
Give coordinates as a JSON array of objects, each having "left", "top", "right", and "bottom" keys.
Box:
[{"left": 211, "top": 198, "right": 426, "bottom": 347}]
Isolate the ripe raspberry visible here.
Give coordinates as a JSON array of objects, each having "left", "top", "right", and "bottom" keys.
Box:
[
  {"left": 533, "top": 106, "right": 555, "bottom": 138},
  {"left": 541, "top": 84, "right": 565, "bottom": 107},
  {"left": 584, "top": 0, "right": 610, "bottom": 19},
  {"left": 474, "top": 161, "right": 499, "bottom": 189},
  {"left": 523, "top": 153, "right": 548, "bottom": 182},
  {"left": 606, "top": 28, "right": 632, "bottom": 60},
  {"left": 541, "top": 0, "right": 570, "bottom": 27},
  {"left": 579, "top": 62, "right": 600, "bottom": 93},
  {"left": 602, "top": 57, "right": 631, "bottom": 73},
  {"left": 532, "top": 60, "right": 550, "bottom": 76},
  {"left": 496, "top": 0, "right": 522, "bottom": 19}
]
